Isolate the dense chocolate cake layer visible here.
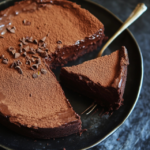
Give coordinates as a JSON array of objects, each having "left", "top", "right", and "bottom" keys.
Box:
[
  {"left": 0, "top": 0, "right": 106, "bottom": 69},
  {"left": 60, "top": 46, "right": 129, "bottom": 111}
]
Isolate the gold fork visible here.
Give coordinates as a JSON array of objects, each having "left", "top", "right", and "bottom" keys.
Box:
[{"left": 82, "top": 3, "right": 147, "bottom": 115}]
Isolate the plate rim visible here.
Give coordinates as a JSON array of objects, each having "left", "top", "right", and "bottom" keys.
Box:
[{"left": 0, "top": 0, "right": 144, "bottom": 150}]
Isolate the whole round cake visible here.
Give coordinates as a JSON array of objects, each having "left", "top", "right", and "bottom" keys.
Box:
[{"left": 0, "top": 0, "right": 106, "bottom": 138}]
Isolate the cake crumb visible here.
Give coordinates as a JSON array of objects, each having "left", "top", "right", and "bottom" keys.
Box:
[{"left": 79, "top": 129, "right": 87, "bottom": 136}]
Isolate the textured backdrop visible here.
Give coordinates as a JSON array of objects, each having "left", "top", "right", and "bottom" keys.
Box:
[{"left": 89, "top": 0, "right": 150, "bottom": 150}]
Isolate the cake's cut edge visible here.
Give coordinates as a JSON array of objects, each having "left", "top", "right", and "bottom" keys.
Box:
[{"left": 60, "top": 46, "right": 129, "bottom": 112}]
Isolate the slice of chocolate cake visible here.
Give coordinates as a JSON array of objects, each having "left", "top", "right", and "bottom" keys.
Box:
[{"left": 60, "top": 46, "right": 129, "bottom": 111}]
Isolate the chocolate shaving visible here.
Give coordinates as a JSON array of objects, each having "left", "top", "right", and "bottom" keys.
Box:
[
  {"left": 7, "top": 27, "right": 11, "bottom": 31},
  {"left": 45, "top": 48, "right": 49, "bottom": 52},
  {"left": 19, "top": 43, "right": 23, "bottom": 47},
  {"left": 43, "top": 43, "right": 47, "bottom": 48},
  {"left": 31, "top": 58, "right": 35, "bottom": 62},
  {"left": 14, "top": 53, "right": 21, "bottom": 59},
  {"left": 7, "top": 26, "right": 16, "bottom": 33},
  {"left": 11, "top": 60, "right": 22, "bottom": 68},
  {"left": 13, "top": 26, "right": 16, "bottom": 30},
  {"left": 2, "top": 58, "right": 8, "bottom": 64},
  {"left": 15, "top": 66, "right": 23, "bottom": 74},
  {"left": 30, "top": 48, "right": 36, "bottom": 54},
  {"left": 8, "top": 46, "right": 15, "bottom": 52},
  {"left": 16, "top": 60, "right": 22, "bottom": 66},
  {"left": 36, "top": 57, "right": 41, "bottom": 65},
  {"left": 37, "top": 48, "right": 44, "bottom": 54},
  {"left": 34, "top": 39, "right": 38, "bottom": 44},
  {"left": 23, "top": 41, "right": 28, "bottom": 45},
  {"left": 20, "top": 47, "right": 23, "bottom": 53},
  {"left": 32, "top": 73, "right": 38, "bottom": 79},
  {"left": 38, "top": 43, "right": 47, "bottom": 49},
  {"left": 25, "top": 61, "right": 28, "bottom": 65},
  {"left": 26, "top": 60, "right": 31, "bottom": 65},
  {"left": 23, "top": 52, "right": 27, "bottom": 57},
  {"left": 23, "top": 20, "right": 31, "bottom": 26},
  {"left": 23, "top": 20, "right": 26, "bottom": 24},
  {"left": 32, "top": 55, "right": 39, "bottom": 58},
  {"left": 38, "top": 42, "right": 46, "bottom": 48},
  {"left": 0, "top": 36, "right": 4, "bottom": 38},
  {"left": 27, "top": 37, "right": 33, "bottom": 42},
  {"left": 25, "top": 36, "right": 29, "bottom": 41},
  {"left": 23, "top": 46, "right": 30, "bottom": 52},
  {"left": 20, "top": 37, "right": 25, "bottom": 42},
  {"left": 38, "top": 46, "right": 44, "bottom": 50},
  {"left": 20, "top": 37, "right": 28, "bottom": 45},
  {"left": 57, "top": 40, "right": 62, "bottom": 44},
  {"left": 1, "top": 55, "right": 4, "bottom": 59},
  {"left": 11, "top": 50, "right": 16, "bottom": 55},
  {"left": 25, "top": 56, "right": 30, "bottom": 60},
  {"left": 40, "top": 37, "right": 46, "bottom": 42},
  {"left": 10, "top": 62, "right": 15, "bottom": 68},
  {"left": 31, "top": 64, "right": 38, "bottom": 70},
  {"left": 40, "top": 51, "right": 48, "bottom": 58},
  {"left": 41, "top": 68, "right": 47, "bottom": 74}
]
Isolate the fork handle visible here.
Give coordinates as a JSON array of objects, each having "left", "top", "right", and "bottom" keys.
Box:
[{"left": 97, "top": 3, "right": 147, "bottom": 57}]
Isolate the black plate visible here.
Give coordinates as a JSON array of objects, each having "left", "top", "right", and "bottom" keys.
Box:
[{"left": 0, "top": 0, "right": 143, "bottom": 150}]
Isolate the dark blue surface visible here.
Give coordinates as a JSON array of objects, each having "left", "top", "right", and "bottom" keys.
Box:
[{"left": 90, "top": 0, "right": 150, "bottom": 150}]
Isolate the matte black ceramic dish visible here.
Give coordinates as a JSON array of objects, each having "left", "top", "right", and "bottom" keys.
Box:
[{"left": 0, "top": 0, "right": 143, "bottom": 150}]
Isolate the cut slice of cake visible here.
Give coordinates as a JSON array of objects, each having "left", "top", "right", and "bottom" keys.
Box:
[{"left": 60, "top": 46, "right": 129, "bottom": 111}]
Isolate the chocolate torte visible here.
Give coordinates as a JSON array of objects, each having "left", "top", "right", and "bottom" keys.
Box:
[
  {"left": 0, "top": 0, "right": 106, "bottom": 138},
  {"left": 60, "top": 47, "right": 129, "bottom": 111}
]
